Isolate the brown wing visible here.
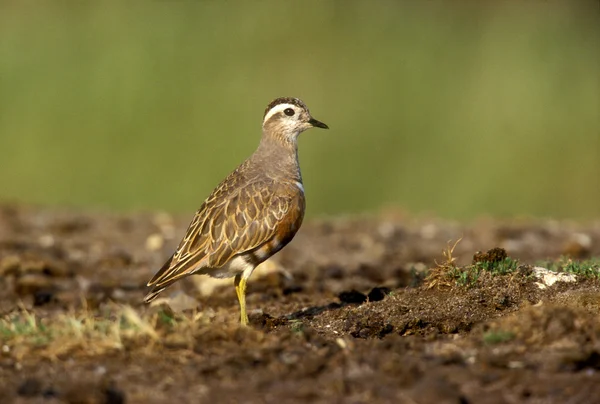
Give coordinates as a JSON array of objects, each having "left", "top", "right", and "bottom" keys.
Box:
[{"left": 146, "top": 178, "right": 297, "bottom": 290}]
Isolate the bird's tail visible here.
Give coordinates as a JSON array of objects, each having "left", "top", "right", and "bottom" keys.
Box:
[
  {"left": 144, "top": 252, "right": 208, "bottom": 303},
  {"left": 144, "top": 253, "right": 177, "bottom": 303},
  {"left": 143, "top": 285, "right": 168, "bottom": 303}
]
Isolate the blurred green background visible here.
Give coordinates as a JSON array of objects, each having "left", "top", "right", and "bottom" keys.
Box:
[{"left": 0, "top": 1, "right": 598, "bottom": 219}]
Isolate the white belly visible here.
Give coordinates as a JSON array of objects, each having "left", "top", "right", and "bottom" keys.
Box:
[{"left": 197, "top": 255, "right": 253, "bottom": 279}]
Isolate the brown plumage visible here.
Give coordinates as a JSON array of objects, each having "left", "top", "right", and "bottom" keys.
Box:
[{"left": 144, "top": 97, "right": 328, "bottom": 325}]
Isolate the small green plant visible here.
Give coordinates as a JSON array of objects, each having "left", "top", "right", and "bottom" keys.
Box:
[
  {"left": 448, "top": 266, "right": 480, "bottom": 286},
  {"left": 475, "top": 257, "right": 520, "bottom": 276},
  {"left": 0, "top": 312, "right": 42, "bottom": 340},
  {"left": 157, "top": 309, "right": 177, "bottom": 327},
  {"left": 537, "top": 257, "right": 600, "bottom": 278},
  {"left": 446, "top": 257, "right": 522, "bottom": 287},
  {"left": 289, "top": 319, "right": 305, "bottom": 335},
  {"left": 483, "top": 330, "right": 515, "bottom": 345},
  {"left": 561, "top": 258, "right": 600, "bottom": 278}
]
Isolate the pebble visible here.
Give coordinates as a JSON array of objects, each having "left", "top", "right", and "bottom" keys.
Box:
[
  {"left": 38, "top": 234, "right": 55, "bottom": 248},
  {"left": 335, "top": 338, "right": 348, "bottom": 349},
  {"left": 145, "top": 233, "right": 164, "bottom": 251}
]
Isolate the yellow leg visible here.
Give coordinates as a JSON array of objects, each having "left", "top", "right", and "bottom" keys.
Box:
[{"left": 234, "top": 274, "right": 249, "bottom": 326}]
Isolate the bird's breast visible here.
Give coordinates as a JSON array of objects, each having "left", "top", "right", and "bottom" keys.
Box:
[{"left": 250, "top": 189, "right": 305, "bottom": 265}]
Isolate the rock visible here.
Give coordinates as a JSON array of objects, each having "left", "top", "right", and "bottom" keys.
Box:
[{"left": 533, "top": 267, "right": 577, "bottom": 289}]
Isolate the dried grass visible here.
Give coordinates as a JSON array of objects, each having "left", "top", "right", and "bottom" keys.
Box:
[
  {"left": 424, "top": 238, "right": 462, "bottom": 289},
  {"left": 0, "top": 302, "right": 205, "bottom": 360}
]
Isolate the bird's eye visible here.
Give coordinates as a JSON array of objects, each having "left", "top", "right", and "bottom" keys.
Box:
[{"left": 284, "top": 108, "right": 295, "bottom": 116}]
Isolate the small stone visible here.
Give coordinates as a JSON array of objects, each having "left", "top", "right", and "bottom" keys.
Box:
[
  {"left": 335, "top": 337, "right": 348, "bottom": 349},
  {"left": 145, "top": 233, "right": 164, "bottom": 251},
  {"left": 358, "top": 328, "right": 372, "bottom": 338},
  {"left": 38, "top": 234, "right": 55, "bottom": 248},
  {"left": 279, "top": 351, "right": 300, "bottom": 365}
]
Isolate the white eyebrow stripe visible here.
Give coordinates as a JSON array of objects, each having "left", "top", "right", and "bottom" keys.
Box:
[{"left": 263, "top": 103, "right": 296, "bottom": 123}]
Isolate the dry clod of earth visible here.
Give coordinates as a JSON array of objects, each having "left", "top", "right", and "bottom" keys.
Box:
[{"left": 0, "top": 204, "right": 599, "bottom": 403}]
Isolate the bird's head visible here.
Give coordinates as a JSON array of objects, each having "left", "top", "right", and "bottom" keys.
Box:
[{"left": 262, "top": 97, "right": 328, "bottom": 142}]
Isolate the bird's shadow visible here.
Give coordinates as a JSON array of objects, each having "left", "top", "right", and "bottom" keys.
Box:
[
  {"left": 251, "top": 301, "right": 344, "bottom": 329},
  {"left": 251, "top": 287, "right": 390, "bottom": 327}
]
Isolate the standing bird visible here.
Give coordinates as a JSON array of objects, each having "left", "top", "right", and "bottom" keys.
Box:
[{"left": 144, "top": 97, "right": 328, "bottom": 325}]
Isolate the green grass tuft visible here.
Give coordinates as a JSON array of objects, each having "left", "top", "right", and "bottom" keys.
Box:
[
  {"left": 475, "top": 257, "right": 520, "bottom": 276},
  {"left": 448, "top": 266, "right": 480, "bottom": 287},
  {"left": 538, "top": 257, "right": 600, "bottom": 279},
  {"left": 448, "top": 257, "right": 523, "bottom": 287},
  {"left": 157, "top": 309, "right": 177, "bottom": 327},
  {"left": 483, "top": 330, "right": 516, "bottom": 345},
  {"left": 289, "top": 320, "right": 305, "bottom": 335}
]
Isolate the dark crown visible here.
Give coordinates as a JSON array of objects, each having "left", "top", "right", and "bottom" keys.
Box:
[{"left": 263, "top": 97, "right": 308, "bottom": 119}]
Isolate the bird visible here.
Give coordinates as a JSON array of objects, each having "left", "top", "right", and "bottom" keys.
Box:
[{"left": 144, "top": 97, "right": 328, "bottom": 325}]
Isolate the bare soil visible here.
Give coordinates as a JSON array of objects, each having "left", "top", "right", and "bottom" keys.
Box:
[{"left": 0, "top": 204, "right": 599, "bottom": 404}]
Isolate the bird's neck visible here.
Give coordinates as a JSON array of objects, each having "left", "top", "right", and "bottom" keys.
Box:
[{"left": 254, "top": 132, "right": 302, "bottom": 182}]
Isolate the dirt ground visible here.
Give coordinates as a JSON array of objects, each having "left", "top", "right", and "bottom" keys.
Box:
[{"left": 0, "top": 204, "right": 599, "bottom": 404}]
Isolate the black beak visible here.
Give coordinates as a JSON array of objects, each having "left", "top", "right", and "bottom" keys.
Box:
[{"left": 309, "top": 117, "right": 329, "bottom": 129}]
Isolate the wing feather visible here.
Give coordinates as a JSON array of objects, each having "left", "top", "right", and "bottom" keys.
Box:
[{"left": 146, "top": 178, "right": 295, "bottom": 289}]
